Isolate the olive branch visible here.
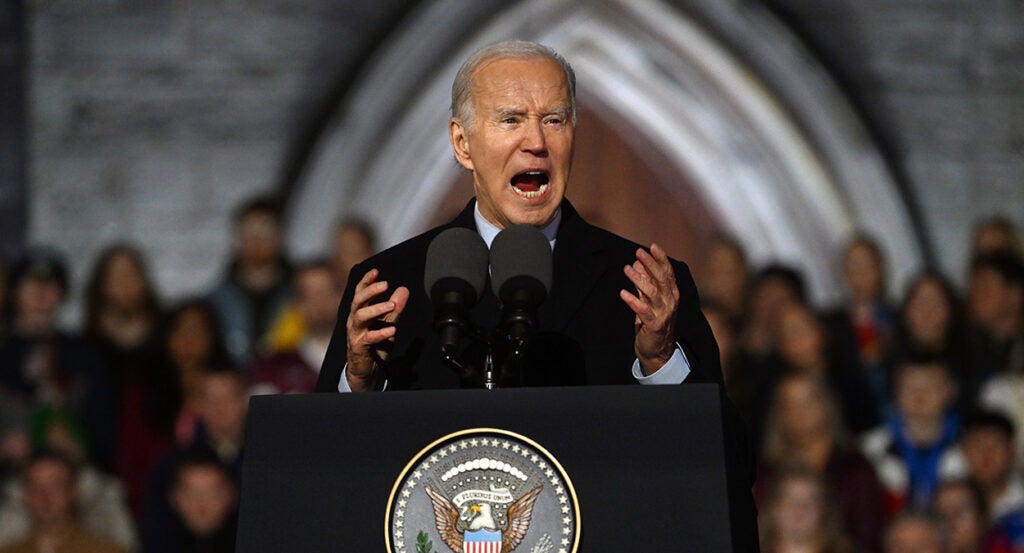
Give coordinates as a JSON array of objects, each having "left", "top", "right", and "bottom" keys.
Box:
[{"left": 416, "top": 531, "right": 433, "bottom": 553}]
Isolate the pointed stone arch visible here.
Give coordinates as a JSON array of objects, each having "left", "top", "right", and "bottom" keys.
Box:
[{"left": 285, "top": 0, "right": 923, "bottom": 304}]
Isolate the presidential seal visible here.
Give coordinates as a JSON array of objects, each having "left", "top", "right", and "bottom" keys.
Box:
[{"left": 385, "top": 428, "right": 580, "bottom": 553}]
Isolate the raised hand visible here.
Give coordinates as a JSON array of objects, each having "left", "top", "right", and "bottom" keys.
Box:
[
  {"left": 619, "top": 243, "right": 680, "bottom": 375},
  {"left": 345, "top": 268, "right": 410, "bottom": 391}
]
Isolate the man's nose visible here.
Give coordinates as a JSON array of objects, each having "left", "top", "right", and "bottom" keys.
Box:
[{"left": 520, "top": 118, "right": 547, "bottom": 155}]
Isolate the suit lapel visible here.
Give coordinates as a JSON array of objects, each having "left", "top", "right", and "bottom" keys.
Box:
[{"left": 540, "top": 201, "right": 608, "bottom": 332}]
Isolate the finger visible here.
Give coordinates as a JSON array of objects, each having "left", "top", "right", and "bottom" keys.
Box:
[
  {"left": 352, "top": 300, "right": 397, "bottom": 327},
  {"left": 382, "top": 286, "right": 411, "bottom": 324},
  {"left": 631, "top": 259, "right": 650, "bottom": 283},
  {"left": 640, "top": 245, "right": 681, "bottom": 303},
  {"left": 619, "top": 289, "right": 656, "bottom": 324},
  {"left": 624, "top": 264, "right": 659, "bottom": 302},
  {"left": 360, "top": 326, "right": 397, "bottom": 345},
  {"left": 636, "top": 245, "right": 674, "bottom": 289},
  {"left": 352, "top": 278, "right": 389, "bottom": 310}
]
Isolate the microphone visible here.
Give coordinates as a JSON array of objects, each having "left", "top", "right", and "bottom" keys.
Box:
[
  {"left": 424, "top": 228, "right": 489, "bottom": 354},
  {"left": 490, "top": 225, "right": 553, "bottom": 348}
]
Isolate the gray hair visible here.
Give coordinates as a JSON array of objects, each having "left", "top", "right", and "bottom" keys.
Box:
[{"left": 450, "top": 40, "right": 577, "bottom": 128}]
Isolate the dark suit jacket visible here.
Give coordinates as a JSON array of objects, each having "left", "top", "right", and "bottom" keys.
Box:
[
  {"left": 315, "top": 199, "right": 760, "bottom": 551},
  {"left": 316, "top": 198, "right": 721, "bottom": 391}
]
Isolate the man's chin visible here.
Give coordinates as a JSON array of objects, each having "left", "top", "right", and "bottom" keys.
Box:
[{"left": 506, "top": 207, "right": 559, "bottom": 229}]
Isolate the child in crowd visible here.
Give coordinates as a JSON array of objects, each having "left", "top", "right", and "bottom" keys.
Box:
[
  {"left": 861, "top": 355, "right": 967, "bottom": 514},
  {"left": 142, "top": 367, "right": 247, "bottom": 553},
  {"left": 961, "top": 411, "right": 1024, "bottom": 521},
  {"left": 168, "top": 448, "right": 238, "bottom": 553}
]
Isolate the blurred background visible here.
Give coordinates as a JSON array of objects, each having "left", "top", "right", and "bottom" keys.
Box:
[
  {"left": 0, "top": 0, "right": 1022, "bottom": 552},
  {"left": 2, "top": 0, "right": 1020, "bottom": 312}
]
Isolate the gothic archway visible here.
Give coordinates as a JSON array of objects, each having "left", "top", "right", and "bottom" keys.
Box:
[{"left": 285, "top": 0, "right": 924, "bottom": 304}]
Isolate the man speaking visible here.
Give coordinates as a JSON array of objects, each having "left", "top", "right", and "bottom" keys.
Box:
[
  {"left": 315, "top": 40, "right": 757, "bottom": 549},
  {"left": 317, "top": 40, "right": 721, "bottom": 393}
]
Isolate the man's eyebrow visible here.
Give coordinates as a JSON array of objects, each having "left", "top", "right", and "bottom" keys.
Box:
[{"left": 495, "top": 107, "right": 525, "bottom": 117}]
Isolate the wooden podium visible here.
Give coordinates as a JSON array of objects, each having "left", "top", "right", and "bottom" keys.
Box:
[{"left": 237, "top": 384, "right": 738, "bottom": 551}]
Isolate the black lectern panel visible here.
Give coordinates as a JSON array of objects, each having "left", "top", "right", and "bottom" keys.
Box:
[{"left": 237, "top": 385, "right": 732, "bottom": 551}]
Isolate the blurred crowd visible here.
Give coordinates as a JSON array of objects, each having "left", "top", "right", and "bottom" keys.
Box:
[
  {"left": 699, "top": 217, "right": 1024, "bottom": 553},
  {"left": 0, "top": 197, "right": 375, "bottom": 553},
  {"left": 0, "top": 193, "right": 1021, "bottom": 553}
]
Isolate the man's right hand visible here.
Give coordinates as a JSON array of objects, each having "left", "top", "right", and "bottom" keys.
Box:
[{"left": 345, "top": 268, "right": 410, "bottom": 392}]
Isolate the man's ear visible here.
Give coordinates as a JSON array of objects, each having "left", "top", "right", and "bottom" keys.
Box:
[{"left": 449, "top": 118, "right": 474, "bottom": 172}]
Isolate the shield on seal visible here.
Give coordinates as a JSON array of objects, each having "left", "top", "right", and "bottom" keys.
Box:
[{"left": 463, "top": 529, "right": 502, "bottom": 553}]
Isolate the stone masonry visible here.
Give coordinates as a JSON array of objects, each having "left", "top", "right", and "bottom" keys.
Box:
[{"left": 27, "top": 0, "right": 1024, "bottom": 322}]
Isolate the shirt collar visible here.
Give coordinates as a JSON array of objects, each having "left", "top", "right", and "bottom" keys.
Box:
[{"left": 473, "top": 203, "right": 560, "bottom": 250}]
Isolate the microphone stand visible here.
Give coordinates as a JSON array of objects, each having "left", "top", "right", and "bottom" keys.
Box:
[
  {"left": 483, "top": 351, "right": 496, "bottom": 390},
  {"left": 440, "top": 326, "right": 525, "bottom": 390}
]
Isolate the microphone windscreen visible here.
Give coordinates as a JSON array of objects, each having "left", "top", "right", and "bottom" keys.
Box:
[
  {"left": 424, "top": 228, "right": 490, "bottom": 301},
  {"left": 490, "top": 225, "right": 553, "bottom": 299}
]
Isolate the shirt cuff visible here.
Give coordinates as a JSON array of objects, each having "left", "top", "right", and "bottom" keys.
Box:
[
  {"left": 338, "top": 364, "right": 387, "bottom": 392},
  {"left": 631, "top": 344, "right": 691, "bottom": 385}
]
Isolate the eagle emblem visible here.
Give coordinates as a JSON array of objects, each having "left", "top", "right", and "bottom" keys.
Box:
[
  {"left": 425, "top": 486, "right": 542, "bottom": 553},
  {"left": 385, "top": 430, "right": 579, "bottom": 553}
]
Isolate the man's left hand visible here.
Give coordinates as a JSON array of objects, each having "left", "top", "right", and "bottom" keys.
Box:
[{"left": 619, "top": 243, "right": 680, "bottom": 376}]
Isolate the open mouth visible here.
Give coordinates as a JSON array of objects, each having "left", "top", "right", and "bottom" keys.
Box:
[{"left": 510, "top": 171, "right": 550, "bottom": 199}]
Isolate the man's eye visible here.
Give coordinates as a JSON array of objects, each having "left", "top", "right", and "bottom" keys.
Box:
[
  {"left": 502, "top": 117, "right": 518, "bottom": 124},
  {"left": 546, "top": 117, "right": 563, "bottom": 125}
]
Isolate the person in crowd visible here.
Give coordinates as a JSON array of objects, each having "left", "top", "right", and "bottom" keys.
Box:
[
  {"left": 733, "top": 265, "right": 809, "bottom": 444},
  {"left": 824, "top": 235, "right": 895, "bottom": 418},
  {"left": 883, "top": 511, "right": 947, "bottom": 553},
  {"left": 83, "top": 244, "right": 162, "bottom": 367},
  {"left": 705, "top": 301, "right": 758, "bottom": 429},
  {"left": 331, "top": 218, "right": 377, "bottom": 291},
  {"left": 142, "top": 367, "right": 247, "bottom": 553},
  {"left": 739, "top": 264, "right": 807, "bottom": 362},
  {"left": 890, "top": 272, "right": 969, "bottom": 407},
  {"left": 979, "top": 379, "right": 1024, "bottom": 468},
  {"left": 158, "top": 300, "right": 230, "bottom": 445},
  {"left": 0, "top": 450, "right": 125, "bottom": 553},
  {"left": 208, "top": 196, "right": 293, "bottom": 367},
  {"left": 935, "top": 478, "right": 1003, "bottom": 553},
  {"left": 862, "top": 355, "right": 967, "bottom": 514},
  {"left": 775, "top": 300, "right": 880, "bottom": 434},
  {"left": 0, "top": 421, "right": 135, "bottom": 551},
  {"left": 758, "top": 466, "right": 854, "bottom": 553},
  {"left": 966, "top": 253, "right": 1024, "bottom": 395},
  {"left": 250, "top": 260, "right": 341, "bottom": 395},
  {"left": 970, "top": 217, "right": 1022, "bottom": 262},
  {"left": 82, "top": 244, "right": 176, "bottom": 519},
  {"left": 758, "top": 372, "right": 886, "bottom": 552},
  {"left": 699, "top": 236, "right": 749, "bottom": 330},
  {"left": 265, "top": 219, "right": 377, "bottom": 353},
  {"left": 961, "top": 411, "right": 1024, "bottom": 521},
  {"left": 0, "top": 247, "right": 115, "bottom": 472},
  {"left": 166, "top": 448, "right": 238, "bottom": 553}
]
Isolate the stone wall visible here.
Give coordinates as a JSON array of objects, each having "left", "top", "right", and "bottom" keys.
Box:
[
  {"left": 765, "top": 0, "right": 1024, "bottom": 284},
  {"left": 28, "top": 0, "right": 416, "bottom": 320},
  {"left": 26, "top": 0, "right": 1024, "bottom": 322}
]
